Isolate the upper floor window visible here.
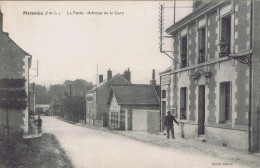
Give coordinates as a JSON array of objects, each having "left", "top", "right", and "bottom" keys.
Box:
[
  {"left": 162, "top": 90, "right": 166, "bottom": 99},
  {"left": 198, "top": 27, "right": 206, "bottom": 63},
  {"left": 219, "top": 15, "right": 231, "bottom": 57},
  {"left": 181, "top": 36, "right": 187, "bottom": 68}
]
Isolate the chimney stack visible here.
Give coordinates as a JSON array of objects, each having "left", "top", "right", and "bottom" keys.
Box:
[
  {"left": 123, "top": 68, "right": 131, "bottom": 83},
  {"left": 107, "top": 69, "right": 112, "bottom": 81},
  {"left": 193, "top": 0, "right": 203, "bottom": 11},
  {"left": 150, "top": 69, "right": 156, "bottom": 85},
  {"left": 99, "top": 75, "right": 103, "bottom": 84}
]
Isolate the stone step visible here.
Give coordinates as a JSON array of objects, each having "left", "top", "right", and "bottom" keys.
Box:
[{"left": 197, "top": 134, "right": 206, "bottom": 142}]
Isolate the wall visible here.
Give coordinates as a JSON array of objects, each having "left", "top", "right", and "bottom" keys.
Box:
[
  {"left": 0, "top": 32, "right": 30, "bottom": 135},
  {"left": 96, "top": 76, "right": 130, "bottom": 123},
  {"left": 160, "top": 0, "right": 256, "bottom": 151},
  {"left": 132, "top": 110, "right": 147, "bottom": 132},
  {"left": 252, "top": 0, "right": 260, "bottom": 152},
  {"left": 121, "top": 104, "right": 159, "bottom": 131},
  {"left": 132, "top": 109, "right": 160, "bottom": 134}
]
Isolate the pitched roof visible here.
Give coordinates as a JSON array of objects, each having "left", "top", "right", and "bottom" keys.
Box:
[
  {"left": 108, "top": 84, "right": 160, "bottom": 105},
  {"left": 89, "top": 73, "right": 130, "bottom": 92},
  {"left": 0, "top": 32, "right": 31, "bottom": 56}
]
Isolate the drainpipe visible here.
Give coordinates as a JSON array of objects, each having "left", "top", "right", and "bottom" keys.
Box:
[{"left": 248, "top": 0, "right": 253, "bottom": 153}]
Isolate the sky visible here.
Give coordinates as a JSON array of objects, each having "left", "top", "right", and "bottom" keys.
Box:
[{"left": 0, "top": 1, "right": 192, "bottom": 86}]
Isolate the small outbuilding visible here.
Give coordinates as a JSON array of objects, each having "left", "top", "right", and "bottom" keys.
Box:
[{"left": 107, "top": 84, "right": 160, "bottom": 133}]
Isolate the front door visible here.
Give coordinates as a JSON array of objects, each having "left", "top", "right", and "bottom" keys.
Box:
[
  {"left": 198, "top": 85, "right": 205, "bottom": 135},
  {"left": 162, "top": 101, "right": 166, "bottom": 131}
]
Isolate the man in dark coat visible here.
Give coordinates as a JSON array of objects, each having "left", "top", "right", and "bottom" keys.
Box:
[
  {"left": 164, "top": 111, "right": 179, "bottom": 139},
  {"left": 34, "top": 115, "right": 42, "bottom": 134}
]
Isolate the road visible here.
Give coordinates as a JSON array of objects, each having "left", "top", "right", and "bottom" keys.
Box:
[{"left": 42, "top": 116, "right": 245, "bottom": 168}]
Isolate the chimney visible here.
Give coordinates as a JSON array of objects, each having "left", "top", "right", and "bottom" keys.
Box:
[
  {"left": 193, "top": 0, "right": 203, "bottom": 11},
  {"left": 123, "top": 68, "right": 131, "bottom": 83},
  {"left": 0, "top": 7, "right": 3, "bottom": 32},
  {"left": 99, "top": 75, "right": 103, "bottom": 83},
  {"left": 150, "top": 69, "right": 156, "bottom": 85},
  {"left": 107, "top": 69, "right": 112, "bottom": 81}
]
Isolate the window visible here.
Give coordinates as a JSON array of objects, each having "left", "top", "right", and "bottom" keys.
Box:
[
  {"left": 87, "top": 96, "right": 92, "bottom": 101},
  {"left": 199, "top": 27, "right": 206, "bottom": 63},
  {"left": 180, "top": 87, "right": 187, "bottom": 119},
  {"left": 181, "top": 36, "right": 187, "bottom": 68},
  {"left": 162, "top": 90, "right": 166, "bottom": 98},
  {"left": 219, "top": 82, "right": 231, "bottom": 123},
  {"left": 219, "top": 15, "right": 231, "bottom": 57}
]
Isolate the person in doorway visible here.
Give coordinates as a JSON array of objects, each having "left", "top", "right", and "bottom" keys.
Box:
[
  {"left": 34, "top": 115, "right": 42, "bottom": 134},
  {"left": 164, "top": 111, "right": 179, "bottom": 139}
]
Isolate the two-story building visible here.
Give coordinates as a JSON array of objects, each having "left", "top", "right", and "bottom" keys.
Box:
[
  {"left": 86, "top": 69, "right": 131, "bottom": 127},
  {"left": 0, "top": 9, "right": 32, "bottom": 137},
  {"left": 160, "top": 0, "right": 260, "bottom": 152}
]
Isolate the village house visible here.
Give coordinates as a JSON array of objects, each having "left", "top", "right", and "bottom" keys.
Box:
[
  {"left": 107, "top": 83, "right": 160, "bottom": 133},
  {"left": 0, "top": 9, "right": 32, "bottom": 136},
  {"left": 160, "top": 0, "right": 260, "bottom": 152},
  {"left": 86, "top": 69, "right": 131, "bottom": 127},
  {"left": 49, "top": 100, "right": 64, "bottom": 116}
]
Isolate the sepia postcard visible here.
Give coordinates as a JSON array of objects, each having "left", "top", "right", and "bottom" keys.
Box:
[{"left": 0, "top": 0, "right": 259, "bottom": 168}]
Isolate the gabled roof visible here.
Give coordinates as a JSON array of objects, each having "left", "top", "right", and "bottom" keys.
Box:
[
  {"left": 0, "top": 32, "right": 31, "bottom": 56},
  {"left": 166, "top": 1, "right": 229, "bottom": 34},
  {"left": 89, "top": 73, "right": 131, "bottom": 92},
  {"left": 107, "top": 84, "right": 160, "bottom": 106}
]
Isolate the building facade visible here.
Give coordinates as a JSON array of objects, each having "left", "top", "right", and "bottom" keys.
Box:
[
  {"left": 0, "top": 9, "right": 32, "bottom": 136},
  {"left": 86, "top": 69, "right": 131, "bottom": 127},
  {"left": 107, "top": 84, "right": 160, "bottom": 133},
  {"left": 160, "top": 0, "right": 260, "bottom": 152}
]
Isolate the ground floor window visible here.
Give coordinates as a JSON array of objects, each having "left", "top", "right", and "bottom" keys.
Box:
[
  {"left": 110, "top": 112, "right": 120, "bottom": 128},
  {"left": 219, "top": 82, "right": 231, "bottom": 123},
  {"left": 180, "top": 87, "right": 187, "bottom": 119}
]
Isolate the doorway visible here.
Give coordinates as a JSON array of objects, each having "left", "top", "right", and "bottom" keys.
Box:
[
  {"left": 162, "top": 101, "right": 166, "bottom": 131},
  {"left": 198, "top": 85, "right": 205, "bottom": 135}
]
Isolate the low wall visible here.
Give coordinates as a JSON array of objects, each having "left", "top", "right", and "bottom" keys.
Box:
[
  {"left": 132, "top": 109, "right": 160, "bottom": 134},
  {"left": 206, "top": 126, "right": 248, "bottom": 151}
]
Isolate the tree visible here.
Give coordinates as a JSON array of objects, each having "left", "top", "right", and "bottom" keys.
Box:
[{"left": 63, "top": 79, "right": 94, "bottom": 97}]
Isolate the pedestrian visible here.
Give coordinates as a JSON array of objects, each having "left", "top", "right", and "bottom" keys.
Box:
[
  {"left": 164, "top": 111, "right": 179, "bottom": 139},
  {"left": 34, "top": 115, "right": 42, "bottom": 134}
]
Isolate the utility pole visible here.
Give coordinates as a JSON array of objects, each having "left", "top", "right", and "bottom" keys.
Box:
[{"left": 174, "top": 0, "right": 176, "bottom": 24}]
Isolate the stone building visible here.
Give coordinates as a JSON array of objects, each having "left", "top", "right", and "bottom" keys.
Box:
[
  {"left": 160, "top": 0, "right": 260, "bottom": 152},
  {"left": 107, "top": 84, "right": 160, "bottom": 133},
  {"left": 0, "top": 9, "right": 32, "bottom": 136},
  {"left": 86, "top": 69, "right": 131, "bottom": 127}
]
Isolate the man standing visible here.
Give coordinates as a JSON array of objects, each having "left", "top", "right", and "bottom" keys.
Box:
[
  {"left": 164, "top": 111, "right": 179, "bottom": 139},
  {"left": 34, "top": 115, "right": 42, "bottom": 134}
]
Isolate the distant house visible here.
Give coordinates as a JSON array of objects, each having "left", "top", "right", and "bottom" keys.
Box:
[
  {"left": 35, "top": 104, "right": 49, "bottom": 115},
  {"left": 86, "top": 69, "right": 131, "bottom": 127},
  {"left": 107, "top": 84, "right": 160, "bottom": 133},
  {"left": 49, "top": 100, "right": 64, "bottom": 116},
  {"left": 0, "top": 9, "right": 32, "bottom": 136}
]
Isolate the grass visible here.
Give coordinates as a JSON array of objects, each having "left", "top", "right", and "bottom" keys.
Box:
[{"left": 0, "top": 133, "right": 73, "bottom": 168}]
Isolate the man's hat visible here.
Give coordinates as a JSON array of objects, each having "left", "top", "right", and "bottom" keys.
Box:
[{"left": 167, "top": 111, "right": 171, "bottom": 114}]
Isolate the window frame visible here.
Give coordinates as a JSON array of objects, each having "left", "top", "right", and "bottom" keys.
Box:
[
  {"left": 219, "top": 14, "right": 231, "bottom": 57},
  {"left": 180, "top": 36, "right": 188, "bottom": 68},
  {"left": 219, "top": 82, "right": 232, "bottom": 124},
  {"left": 162, "top": 90, "right": 166, "bottom": 99},
  {"left": 198, "top": 27, "right": 206, "bottom": 63},
  {"left": 180, "top": 87, "right": 187, "bottom": 120}
]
